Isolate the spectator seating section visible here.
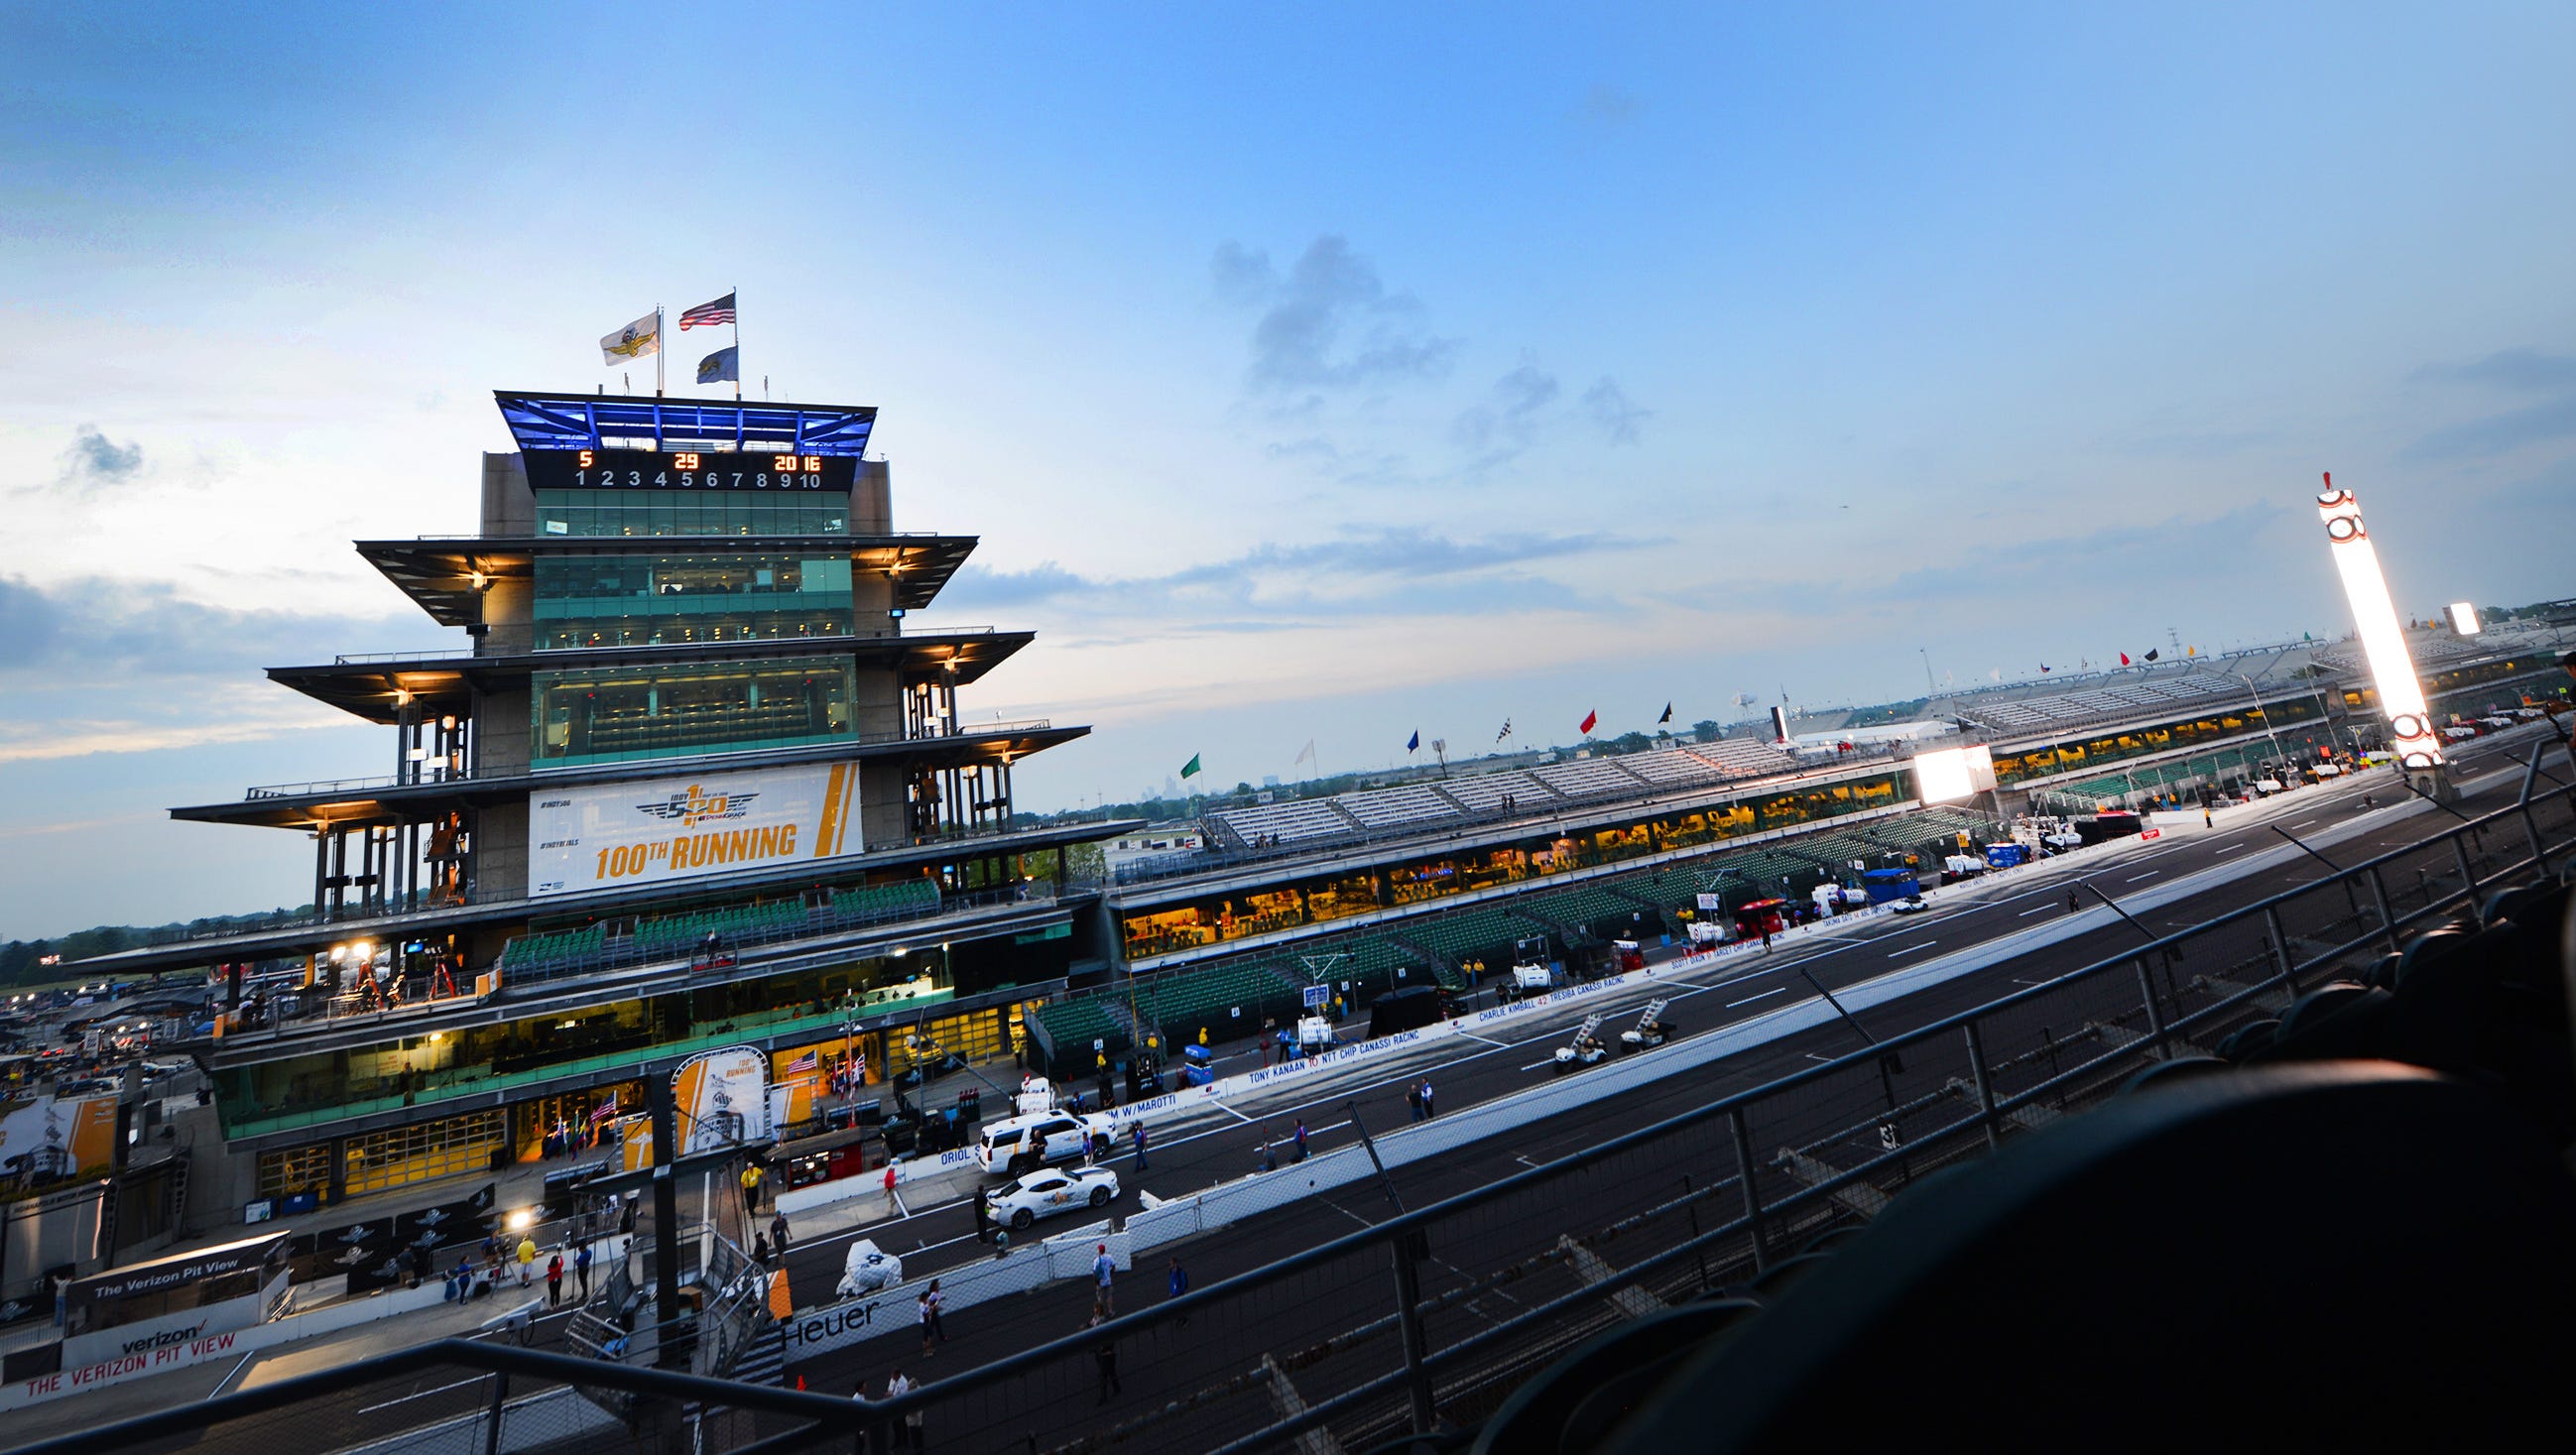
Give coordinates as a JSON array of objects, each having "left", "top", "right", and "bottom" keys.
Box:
[
  {"left": 832, "top": 879, "right": 940, "bottom": 920},
  {"left": 1689, "top": 739, "right": 1794, "bottom": 776},
  {"left": 1531, "top": 759, "right": 1650, "bottom": 797},
  {"left": 1211, "top": 797, "right": 1363, "bottom": 848},
  {"left": 1618, "top": 747, "right": 1728, "bottom": 786},
  {"left": 1396, "top": 905, "right": 1540, "bottom": 968},
  {"left": 1336, "top": 784, "right": 1465, "bottom": 830},
  {"left": 499, "top": 878, "right": 946, "bottom": 981},
  {"left": 1436, "top": 772, "right": 1553, "bottom": 812},
  {"left": 500, "top": 923, "right": 607, "bottom": 972}
]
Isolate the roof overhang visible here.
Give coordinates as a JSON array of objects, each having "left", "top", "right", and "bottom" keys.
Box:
[
  {"left": 268, "top": 630, "right": 1036, "bottom": 722},
  {"left": 175, "top": 724, "right": 1093, "bottom": 830},
  {"left": 493, "top": 391, "right": 877, "bottom": 455},
  {"left": 355, "top": 535, "right": 979, "bottom": 626}
]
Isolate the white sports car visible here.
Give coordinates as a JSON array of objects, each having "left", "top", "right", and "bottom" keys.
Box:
[
  {"left": 834, "top": 1238, "right": 905, "bottom": 1298},
  {"left": 984, "top": 1165, "right": 1120, "bottom": 1230}
]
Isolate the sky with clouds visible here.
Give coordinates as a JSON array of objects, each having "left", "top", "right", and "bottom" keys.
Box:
[{"left": 3, "top": 3, "right": 2574, "bottom": 937}]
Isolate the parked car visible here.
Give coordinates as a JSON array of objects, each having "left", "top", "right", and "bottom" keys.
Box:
[
  {"left": 983, "top": 1165, "right": 1121, "bottom": 1230},
  {"left": 974, "top": 1109, "right": 1114, "bottom": 1176}
]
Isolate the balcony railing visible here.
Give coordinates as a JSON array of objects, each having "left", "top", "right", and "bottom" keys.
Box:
[
  {"left": 324, "top": 623, "right": 1012, "bottom": 666},
  {"left": 239, "top": 720, "right": 1055, "bottom": 800}
]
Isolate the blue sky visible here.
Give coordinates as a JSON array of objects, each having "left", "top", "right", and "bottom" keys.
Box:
[{"left": 4, "top": 3, "right": 2573, "bottom": 936}]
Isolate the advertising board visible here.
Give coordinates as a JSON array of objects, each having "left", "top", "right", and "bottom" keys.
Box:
[
  {"left": 527, "top": 761, "right": 860, "bottom": 898},
  {"left": 674, "top": 1046, "right": 771, "bottom": 1153}
]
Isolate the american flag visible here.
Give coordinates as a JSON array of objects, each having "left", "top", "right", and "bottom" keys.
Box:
[
  {"left": 786, "top": 1048, "right": 817, "bottom": 1074},
  {"left": 678, "top": 292, "right": 736, "bottom": 329}
]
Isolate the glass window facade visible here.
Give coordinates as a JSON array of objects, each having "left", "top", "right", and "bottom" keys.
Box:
[
  {"left": 344, "top": 1109, "right": 507, "bottom": 1195},
  {"left": 536, "top": 489, "right": 850, "bottom": 539},
  {"left": 532, "top": 552, "right": 854, "bottom": 651},
  {"left": 257, "top": 1144, "right": 330, "bottom": 1200},
  {"left": 1120, "top": 773, "right": 1902, "bottom": 960},
  {"left": 210, "top": 951, "right": 956, "bottom": 1137},
  {"left": 1988, "top": 696, "right": 2327, "bottom": 785},
  {"left": 532, "top": 655, "right": 856, "bottom": 768}
]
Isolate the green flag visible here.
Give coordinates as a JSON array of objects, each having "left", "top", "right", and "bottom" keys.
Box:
[{"left": 1180, "top": 753, "right": 1202, "bottom": 779}]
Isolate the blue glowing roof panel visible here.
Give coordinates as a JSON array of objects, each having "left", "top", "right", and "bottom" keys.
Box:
[{"left": 493, "top": 391, "right": 878, "bottom": 455}]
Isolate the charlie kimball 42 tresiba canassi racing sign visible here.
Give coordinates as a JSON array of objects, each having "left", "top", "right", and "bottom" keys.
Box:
[{"left": 526, "top": 761, "right": 861, "bottom": 898}]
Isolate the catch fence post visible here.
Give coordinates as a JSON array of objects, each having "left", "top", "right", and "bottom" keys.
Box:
[
  {"left": 1391, "top": 1234, "right": 1437, "bottom": 1434},
  {"left": 482, "top": 1371, "right": 510, "bottom": 1455},
  {"left": 1727, "top": 1107, "right": 1771, "bottom": 1273},
  {"left": 2132, "top": 957, "right": 2169, "bottom": 1059},
  {"left": 1962, "top": 1021, "right": 2002, "bottom": 1155},
  {"left": 2363, "top": 865, "right": 2403, "bottom": 953}
]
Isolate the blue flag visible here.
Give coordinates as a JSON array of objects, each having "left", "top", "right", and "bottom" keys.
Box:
[
  {"left": 696, "top": 345, "right": 739, "bottom": 384},
  {"left": 1407, "top": 730, "right": 1419, "bottom": 753}
]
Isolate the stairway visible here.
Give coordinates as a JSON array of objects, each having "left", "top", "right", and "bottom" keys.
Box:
[{"left": 729, "top": 1323, "right": 786, "bottom": 1386}]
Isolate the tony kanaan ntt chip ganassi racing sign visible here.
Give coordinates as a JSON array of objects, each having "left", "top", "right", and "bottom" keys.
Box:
[{"left": 527, "top": 761, "right": 860, "bottom": 898}]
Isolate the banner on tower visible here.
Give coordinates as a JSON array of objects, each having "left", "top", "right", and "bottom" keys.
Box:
[{"left": 527, "top": 761, "right": 861, "bottom": 898}]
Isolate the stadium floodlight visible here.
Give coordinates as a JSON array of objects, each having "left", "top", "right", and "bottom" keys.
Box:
[
  {"left": 2447, "top": 601, "right": 2482, "bottom": 636},
  {"left": 1913, "top": 744, "right": 1995, "bottom": 805},
  {"left": 2315, "top": 475, "right": 2442, "bottom": 771}
]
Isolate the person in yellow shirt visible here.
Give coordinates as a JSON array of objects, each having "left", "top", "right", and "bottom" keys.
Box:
[
  {"left": 515, "top": 1235, "right": 538, "bottom": 1287},
  {"left": 741, "top": 1162, "right": 764, "bottom": 1215}
]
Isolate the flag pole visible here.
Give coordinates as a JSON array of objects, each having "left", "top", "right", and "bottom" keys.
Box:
[
  {"left": 731, "top": 285, "right": 742, "bottom": 402},
  {"left": 655, "top": 304, "right": 666, "bottom": 397}
]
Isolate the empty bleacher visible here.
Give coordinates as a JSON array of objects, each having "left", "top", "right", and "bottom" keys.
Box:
[
  {"left": 1437, "top": 771, "right": 1553, "bottom": 812},
  {"left": 1690, "top": 738, "right": 1794, "bottom": 776},
  {"left": 1620, "top": 747, "right": 1730, "bottom": 786},
  {"left": 1531, "top": 759, "right": 1650, "bottom": 797},
  {"left": 1334, "top": 783, "right": 1463, "bottom": 830},
  {"left": 1208, "top": 797, "right": 1362, "bottom": 847},
  {"left": 1395, "top": 903, "right": 1547, "bottom": 968},
  {"left": 496, "top": 876, "right": 948, "bottom": 984}
]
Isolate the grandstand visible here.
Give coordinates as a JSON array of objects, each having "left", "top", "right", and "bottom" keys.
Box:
[
  {"left": 1195, "top": 737, "right": 1820, "bottom": 861},
  {"left": 1434, "top": 770, "right": 1552, "bottom": 813},
  {"left": 495, "top": 878, "right": 946, "bottom": 984},
  {"left": 1036, "top": 797, "right": 2013, "bottom": 1072}
]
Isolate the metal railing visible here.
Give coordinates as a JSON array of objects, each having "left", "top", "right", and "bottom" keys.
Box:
[
  {"left": 240, "top": 718, "right": 1055, "bottom": 799},
  {"left": 58, "top": 756, "right": 2576, "bottom": 1455},
  {"left": 494, "top": 882, "right": 1043, "bottom": 990},
  {"left": 325, "top": 623, "right": 1014, "bottom": 665}
]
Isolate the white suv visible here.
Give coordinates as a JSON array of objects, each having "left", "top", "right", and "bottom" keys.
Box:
[{"left": 975, "top": 1109, "right": 1114, "bottom": 1175}]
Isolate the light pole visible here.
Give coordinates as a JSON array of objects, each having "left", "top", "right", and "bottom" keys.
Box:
[{"left": 2228, "top": 670, "right": 2289, "bottom": 778}]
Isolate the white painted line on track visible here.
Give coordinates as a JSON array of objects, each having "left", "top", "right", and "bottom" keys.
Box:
[
  {"left": 2018, "top": 906, "right": 2050, "bottom": 916},
  {"left": 1455, "top": 1031, "right": 1509, "bottom": 1046},
  {"left": 1886, "top": 942, "right": 1939, "bottom": 959},
  {"left": 1725, "top": 988, "right": 1787, "bottom": 1008},
  {"left": 2291, "top": 819, "right": 2318, "bottom": 830},
  {"left": 2214, "top": 843, "right": 2246, "bottom": 855},
  {"left": 2125, "top": 870, "right": 2162, "bottom": 884},
  {"left": 1517, "top": 1057, "right": 1557, "bottom": 1073}
]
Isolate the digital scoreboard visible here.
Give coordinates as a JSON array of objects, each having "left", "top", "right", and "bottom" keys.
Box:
[{"left": 524, "top": 447, "right": 856, "bottom": 493}]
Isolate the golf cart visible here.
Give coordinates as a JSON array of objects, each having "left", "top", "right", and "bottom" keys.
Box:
[
  {"left": 1552, "top": 1014, "right": 1610, "bottom": 1075},
  {"left": 1619, "top": 999, "right": 1675, "bottom": 1053}
]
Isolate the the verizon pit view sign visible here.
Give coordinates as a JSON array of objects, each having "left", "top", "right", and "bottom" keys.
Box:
[{"left": 528, "top": 762, "right": 860, "bottom": 898}]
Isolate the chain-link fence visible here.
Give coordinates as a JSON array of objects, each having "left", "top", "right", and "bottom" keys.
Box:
[{"left": 35, "top": 764, "right": 2576, "bottom": 1455}]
